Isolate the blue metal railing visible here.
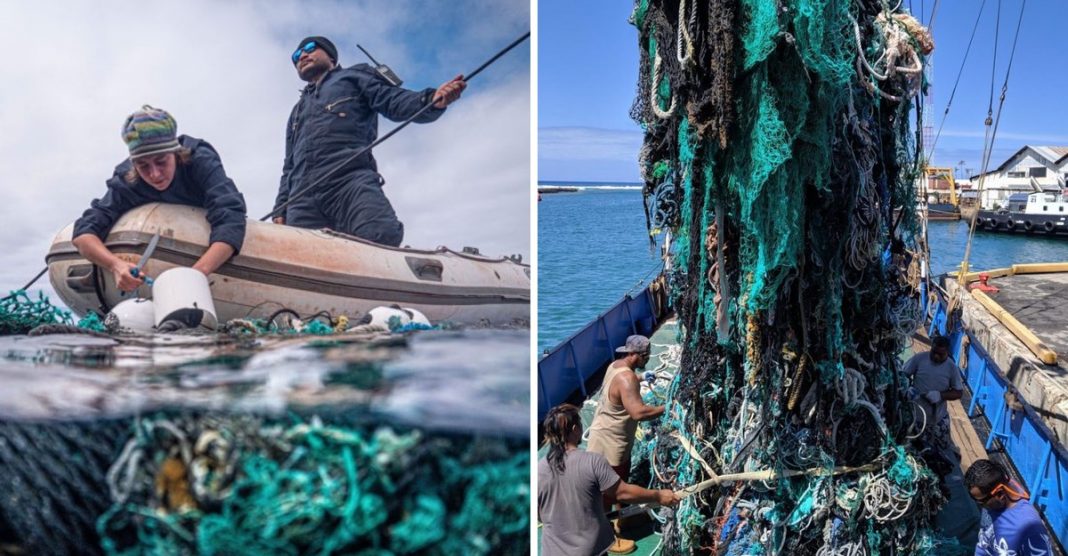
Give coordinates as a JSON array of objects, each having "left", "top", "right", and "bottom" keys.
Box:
[
  {"left": 537, "top": 282, "right": 665, "bottom": 423},
  {"left": 929, "top": 290, "right": 1068, "bottom": 547}
]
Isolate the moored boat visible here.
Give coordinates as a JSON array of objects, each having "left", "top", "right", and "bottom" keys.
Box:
[
  {"left": 46, "top": 203, "right": 530, "bottom": 325},
  {"left": 976, "top": 191, "right": 1068, "bottom": 236}
]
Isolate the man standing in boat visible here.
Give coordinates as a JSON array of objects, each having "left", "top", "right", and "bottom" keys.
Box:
[
  {"left": 271, "top": 36, "right": 466, "bottom": 246},
  {"left": 73, "top": 106, "right": 247, "bottom": 292},
  {"left": 904, "top": 335, "right": 964, "bottom": 468},
  {"left": 586, "top": 334, "right": 665, "bottom": 554}
]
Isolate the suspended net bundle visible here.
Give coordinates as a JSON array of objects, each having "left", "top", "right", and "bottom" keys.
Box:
[
  {"left": 631, "top": 0, "right": 950, "bottom": 553},
  {"left": 92, "top": 413, "right": 528, "bottom": 556}
]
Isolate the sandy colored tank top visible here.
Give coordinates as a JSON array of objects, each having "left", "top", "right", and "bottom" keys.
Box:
[{"left": 585, "top": 363, "right": 638, "bottom": 466}]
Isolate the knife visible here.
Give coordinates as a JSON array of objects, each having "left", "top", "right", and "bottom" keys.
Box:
[{"left": 130, "top": 232, "right": 160, "bottom": 286}]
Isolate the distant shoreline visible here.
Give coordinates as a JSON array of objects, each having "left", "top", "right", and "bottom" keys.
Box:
[
  {"left": 538, "top": 180, "right": 643, "bottom": 193},
  {"left": 539, "top": 180, "right": 641, "bottom": 187}
]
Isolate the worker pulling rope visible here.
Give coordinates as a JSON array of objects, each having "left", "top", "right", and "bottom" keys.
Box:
[{"left": 629, "top": 0, "right": 959, "bottom": 553}]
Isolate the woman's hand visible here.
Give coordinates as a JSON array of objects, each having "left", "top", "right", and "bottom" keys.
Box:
[{"left": 110, "top": 260, "right": 145, "bottom": 292}]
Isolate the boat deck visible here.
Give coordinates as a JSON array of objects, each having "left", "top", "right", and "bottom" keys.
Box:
[
  {"left": 985, "top": 273, "right": 1068, "bottom": 366},
  {"left": 947, "top": 273, "right": 1068, "bottom": 445}
]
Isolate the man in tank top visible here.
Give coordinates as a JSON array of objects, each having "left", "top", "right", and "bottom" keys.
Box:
[{"left": 586, "top": 334, "right": 665, "bottom": 554}]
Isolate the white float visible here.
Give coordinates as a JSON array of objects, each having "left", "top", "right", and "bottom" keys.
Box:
[{"left": 152, "top": 267, "right": 218, "bottom": 330}]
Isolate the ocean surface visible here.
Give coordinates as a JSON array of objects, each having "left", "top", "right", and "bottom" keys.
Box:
[
  {"left": 537, "top": 184, "right": 1068, "bottom": 353},
  {"left": 537, "top": 184, "right": 660, "bottom": 354}
]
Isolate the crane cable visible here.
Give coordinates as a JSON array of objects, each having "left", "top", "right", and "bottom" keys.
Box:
[
  {"left": 951, "top": 0, "right": 1027, "bottom": 316},
  {"left": 925, "top": 0, "right": 987, "bottom": 162}
]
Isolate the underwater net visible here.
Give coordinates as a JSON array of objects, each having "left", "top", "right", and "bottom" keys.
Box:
[
  {"left": 0, "top": 412, "right": 528, "bottom": 555},
  {"left": 630, "top": 0, "right": 957, "bottom": 553}
]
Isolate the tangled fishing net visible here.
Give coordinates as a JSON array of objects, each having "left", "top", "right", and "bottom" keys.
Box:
[
  {"left": 0, "top": 289, "right": 434, "bottom": 338},
  {"left": 631, "top": 0, "right": 951, "bottom": 553},
  {"left": 0, "top": 290, "right": 106, "bottom": 335},
  {"left": 0, "top": 413, "right": 527, "bottom": 555}
]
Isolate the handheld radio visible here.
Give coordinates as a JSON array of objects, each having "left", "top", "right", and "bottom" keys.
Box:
[{"left": 357, "top": 44, "right": 403, "bottom": 87}]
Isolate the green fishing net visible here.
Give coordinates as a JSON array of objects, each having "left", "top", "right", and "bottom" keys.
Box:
[
  {"left": 631, "top": 0, "right": 947, "bottom": 553},
  {"left": 0, "top": 414, "right": 527, "bottom": 555}
]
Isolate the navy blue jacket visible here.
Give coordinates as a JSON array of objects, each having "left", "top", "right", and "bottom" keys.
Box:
[
  {"left": 273, "top": 64, "right": 445, "bottom": 215},
  {"left": 74, "top": 136, "right": 247, "bottom": 252}
]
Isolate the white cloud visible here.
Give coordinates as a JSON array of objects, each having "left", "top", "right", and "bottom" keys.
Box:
[
  {"left": 539, "top": 127, "right": 643, "bottom": 161},
  {"left": 0, "top": 0, "right": 530, "bottom": 297}
]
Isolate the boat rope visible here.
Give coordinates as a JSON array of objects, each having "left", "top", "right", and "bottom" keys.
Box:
[
  {"left": 0, "top": 267, "right": 49, "bottom": 303},
  {"left": 954, "top": 0, "right": 1027, "bottom": 299},
  {"left": 262, "top": 31, "right": 531, "bottom": 222},
  {"left": 925, "top": 0, "right": 987, "bottom": 162}
]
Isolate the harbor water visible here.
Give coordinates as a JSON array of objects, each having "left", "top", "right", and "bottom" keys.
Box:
[
  {"left": 538, "top": 185, "right": 1068, "bottom": 352},
  {"left": 0, "top": 325, "right": 529, "bottom": 555}
]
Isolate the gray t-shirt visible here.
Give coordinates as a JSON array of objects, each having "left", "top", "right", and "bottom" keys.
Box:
[
  {"left": 538, "top": 449, "right": 620, "bottom": 556},
  {"left": 904, "top": 351, "right": 963, "bottom": 424}
]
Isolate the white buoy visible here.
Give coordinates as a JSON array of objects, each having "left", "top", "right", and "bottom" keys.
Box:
[
  {"left": 106, "top": 298, "right": 156, "bottom": 333},
  {"left": 402, "top": 307, "right": 431, "bottom": 326},
  {"left": 363, "top": 305, "right": 411, "bottom": 329},
  {"left": 152, "top": 268, "right": 218, "bottom": 330}
]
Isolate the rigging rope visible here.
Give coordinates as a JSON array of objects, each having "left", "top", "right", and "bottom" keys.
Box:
[
  {"left": 955, "top": 0, "right": 1027, "bottom": 293},
  {"left": 926, "top": 0, "right": 987, "bottom": 162}
]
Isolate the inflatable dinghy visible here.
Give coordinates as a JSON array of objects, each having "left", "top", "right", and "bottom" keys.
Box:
[{"left": 45, "top": 203, "right": 529, "bottom": 326}]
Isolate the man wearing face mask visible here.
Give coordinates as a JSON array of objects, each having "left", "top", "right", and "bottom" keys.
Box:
[
  {"left": 272, "top": 36, "right": 466, "bottom": 247},
  {"left": 73, "top": 105, "right": 247, "bottom": 292},
  {"left": 904, "top": 335, "right": 964, "bottom": 465}
]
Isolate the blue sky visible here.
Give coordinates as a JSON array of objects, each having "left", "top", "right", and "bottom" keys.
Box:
[
  {"left": 0, "top": 0, "right": 530, "bottom": 299},
  {"left": 538, "top": 0, "right": 1068, "bottom": 183}
]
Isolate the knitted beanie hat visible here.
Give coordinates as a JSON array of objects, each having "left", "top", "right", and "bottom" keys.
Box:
[
  {"left": 122, "top": 105, "right": 180, "bottom": 159},
  {"left": 295, "top": 36, "right": 338, "bottom": 64}
]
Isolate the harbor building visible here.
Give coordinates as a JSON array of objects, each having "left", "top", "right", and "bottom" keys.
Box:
[{"left": 972, "top": 146, "right": 1068, "bottom": 209}]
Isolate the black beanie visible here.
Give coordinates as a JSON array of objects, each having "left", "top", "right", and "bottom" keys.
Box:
[{"left": 296, "top": 35, "right": 338, "bottom": 64}]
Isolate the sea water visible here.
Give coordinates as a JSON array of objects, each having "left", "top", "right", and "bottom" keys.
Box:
[
  {"left": 537, "top": 185, "right": 1068, "bottom": 352},
  {"left": 0, "top": 326, "right": 529, "bottom": 555}
]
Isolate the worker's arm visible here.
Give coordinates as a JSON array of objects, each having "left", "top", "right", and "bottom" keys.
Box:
[
  {"left": 603, "top": 479, "right": 678, "bottom": 506},
  {"left": 939, "top": 360, "right": 966, "bottom": 401},
  {"left": 191, "top": 242, "right": 235, "bottom": 276},
  {"left": 72, "top": 233, "right": 144, "bottom": 292},
  {"left": 616, "top": 372, "right": 664, "bottom": 421}
]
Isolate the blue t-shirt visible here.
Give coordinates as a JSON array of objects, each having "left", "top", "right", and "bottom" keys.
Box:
[{"left": 975, "top": 499, "right": 1051, "bottom": 556}]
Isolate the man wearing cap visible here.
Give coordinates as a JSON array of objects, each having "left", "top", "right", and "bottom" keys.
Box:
[
  {"left": 73, "top": 106, "right": 247, "bottom": 292},
  {"left": 272, "top": 36, "right": 466, "bottom": 246},
  {"left": 586, "top": 334, "right": 665, "bottom": 554}
]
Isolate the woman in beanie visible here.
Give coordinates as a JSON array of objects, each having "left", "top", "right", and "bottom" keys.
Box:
[{"left": 72, "top": 105, "right": 247, "bottom": 291}]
